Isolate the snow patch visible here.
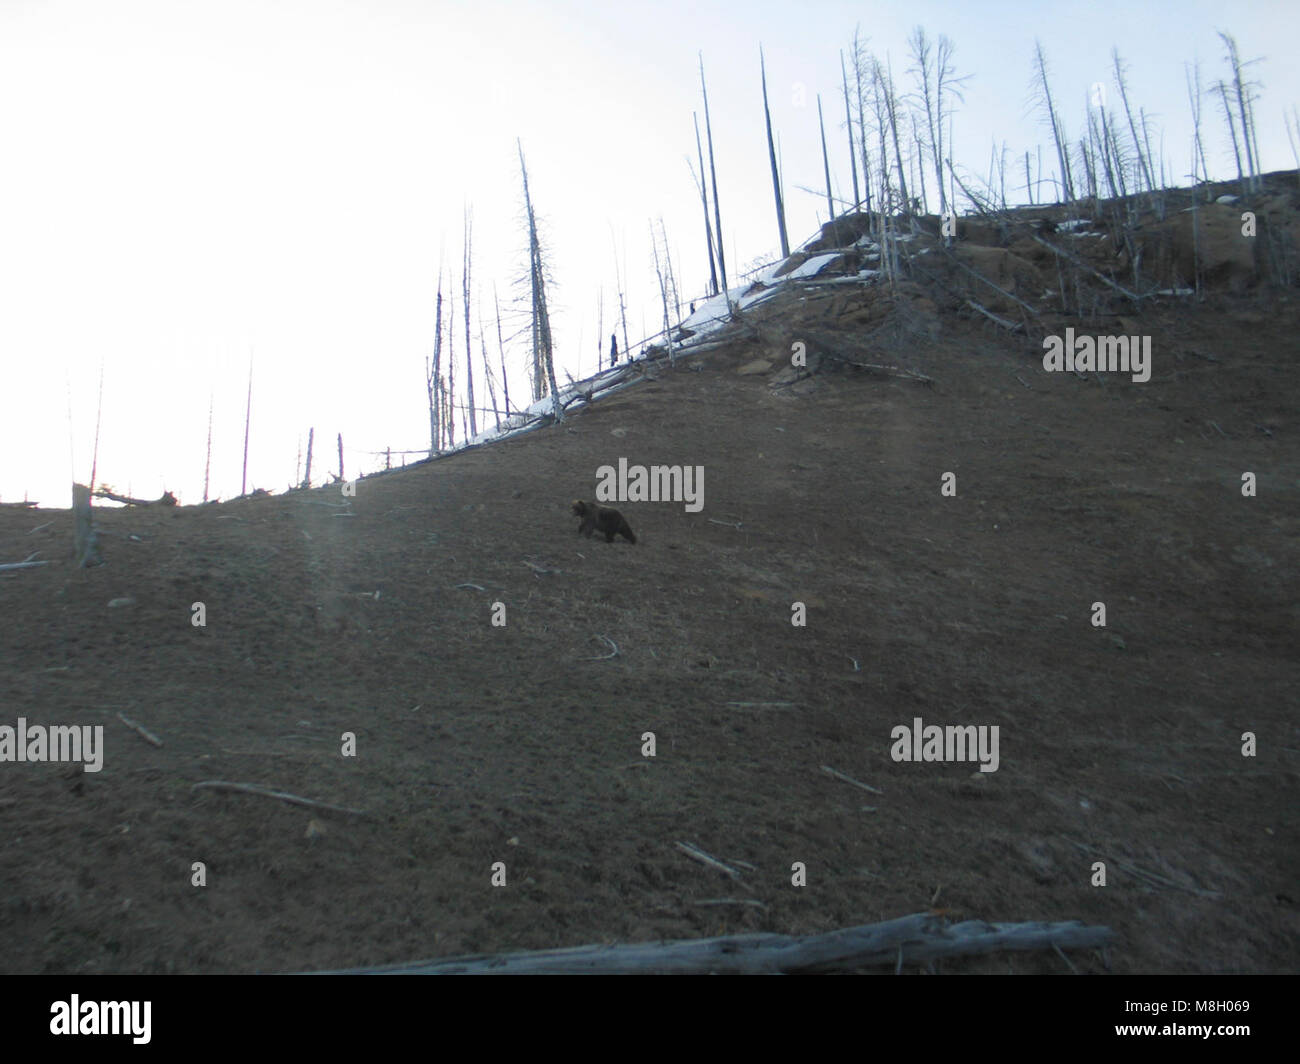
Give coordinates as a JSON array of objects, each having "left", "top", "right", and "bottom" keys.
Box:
[{"left": 784, "top": 253, "right": 844, "bottom": 279}]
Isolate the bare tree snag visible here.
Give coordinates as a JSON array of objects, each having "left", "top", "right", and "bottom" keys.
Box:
[
  {"left": 699, "top": 53, "right": 728, "bottom": 292},
  {"left": 760, "top": 46, "right": 790, "bottom": 258},
  {"left": 241, "top": 350, "right": 253, "bottom": 497},
  {"left": 73, "top": 483, "right": 102, "bottom": 568},
  {"left": 302, "top": 427, "right": 314, "bottom": 489}
]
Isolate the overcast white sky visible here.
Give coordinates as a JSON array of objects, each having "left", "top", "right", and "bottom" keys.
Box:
[{"left": 2, "top": 0, "right": 1297, "bottom": 507}]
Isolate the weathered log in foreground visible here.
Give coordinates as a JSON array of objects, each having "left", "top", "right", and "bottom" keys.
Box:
[{"left": 313, "top": 912, "right": 1114, "bottom": 975}]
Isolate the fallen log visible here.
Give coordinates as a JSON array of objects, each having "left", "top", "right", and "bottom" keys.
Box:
[
  {"left": 0, "top": 560, "right": 50, "bottom": 572},
  {"left": 965, "top": 299, "right": 1024, "bottom": 333},
  {"left": 940, "top": 246, "right": 1041, "bottom": 317},
  {"left": 192, "top": 780, "right": 367, "bottom": 817},
  {"left": 1028, "top": 232, "right": 1145, "bottom": 303},
  {"left": 311, "top": 911, "right": 1114, "bottom": 974},
  {"left": 93, "top": 488, "right": 177, "bottom": 507}
]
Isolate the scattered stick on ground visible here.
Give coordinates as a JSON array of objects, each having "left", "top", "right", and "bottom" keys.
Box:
[
  {"left": 0, "top": 560, "right": 49, "bottom": 572},
  {"left": 821, "top": 764, "right": 884, "bottom": 795},
  {"left": 117, "top": 712, "right": 163, "bottom": 747},
  {"left": 827, "top": 355, "right": 936, "bottom": 385},
  {"left": 192, "top": 781, "right": 368, "bottom": 817},
  {"left": 454, "top": 583, "right": 486, "bottom": 591},
  {"left": 692, "top": 898, "right": 769, "bottom": 910},
  {"left": 675, "top": 841, "right": 741, "bottom": 879},
  {"left": 1053, "top": 940, "right": 1080, "bottom": 974},
  {"left": 939, "top": 246, "right": 1041, "bottom": 318},
  {"left": 577, "top": 635, "right": 619, "bottom": 661},
  {"left": 965, "top": 298, "right": 1026, "bottom": 333},
  {"left": 1062, "top": 837, "right": 1220, "bottom": 897}
]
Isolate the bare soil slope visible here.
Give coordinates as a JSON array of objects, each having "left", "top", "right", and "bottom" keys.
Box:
[{"left": 1, "top": 288, "right": 1296, "bottom": 974}]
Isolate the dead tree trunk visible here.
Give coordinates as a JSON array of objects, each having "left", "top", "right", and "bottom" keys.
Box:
[
  {"left": 203, "top": 393, "right": 213, "bottom": 504},
  {"left": 73, "top": 483, "right": 101, "bottom": 568},
  {"left": 760, "top": 46, "right": 790, "bottom": 258},
  {"left": 818, "top": 94, "right": 837, "bottom": 244},
  {"left": 428, "top": 269, "right": 444, "bottom": 457},
  {"left": 840, "top": 49, "right": 861, "bottom": 210},
  {"left": 693, "top": 112, "right": 719, "bottom": 296},
  {"left": 494, "top": 284, "right": 511, "bottom": 416},
  {"left": 700, "top": 53, "right": 728, "bottom": 292},
  {"left": 518, "top": 140, "right": 561, "bottom": 422},
  {"left": 302, "top": 427, "right": 314, "bottom": 489},
  {"left": 240, "top": 351, "right": 253, "bottom": 497},
  {"left": 462, "top": 209, "right": 478, "bottom": 439}
]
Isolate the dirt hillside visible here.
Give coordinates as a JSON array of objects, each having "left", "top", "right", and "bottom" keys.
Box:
[{"left": 2, "top": 221, "right": 1298, "bottom": 974}]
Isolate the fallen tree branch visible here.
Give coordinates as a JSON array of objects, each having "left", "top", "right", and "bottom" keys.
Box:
[
  {"left": 821, "top": 764, "right": 884, "bottom": 795},
  {"left": 1028, "top": 232, "right": 1145, "bottom": 303},
  {"left": 820, "top": 351, "right": 935, "bottom": 385},
  {"left": 965, "top": 298, "right": 1024, "bottom": 332},
  {"left": 1062, "top": 837, "right": 1220, "bottom": 897},
  {"left": 312, "top": 910, "right": 1115, "bottom": 974},
  {"left": 675, "top": 841, "right": 741, "bottom": 880},
  {"left": 577, "top": 634, "right": 619, "bottom": 661},
  {"left": 692, "top": 898, "right": 769, "bottom": 910},
  {"left": 192, "top": 780, "right": 368, "bottom": 817},
  {"left": 800, "top": 328, "right": 935, "bottom": 385},
  {"left": 0, "top": 560, "right": 50, "bottom": 572},
  {"left": 117, "top": 712, "right": 163, "bottom": 747},
  {"left": 940, "top": 246, "right": 1041, "bottom": 317},
  {"left": 93, "top": 488, "right": 178, "bottom": 507}
]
